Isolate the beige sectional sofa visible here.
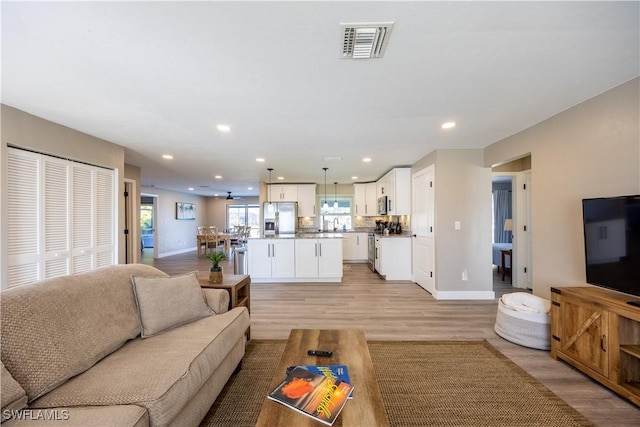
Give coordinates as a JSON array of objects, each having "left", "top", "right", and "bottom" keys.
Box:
[{"left": 1, "top": 264, "right": 250, "bottom": 426}]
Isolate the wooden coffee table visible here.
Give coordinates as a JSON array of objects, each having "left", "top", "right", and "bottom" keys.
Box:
[{"left": 256, "top": 329, "right": 389, "bottom": 427}]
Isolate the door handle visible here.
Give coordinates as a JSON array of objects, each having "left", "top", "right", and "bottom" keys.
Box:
[
  {"left": 315, "top": 243, "right": 318, "bottom": 257},
  {"left": 319, "top": 243, "right": 322, "bottom": 257}
]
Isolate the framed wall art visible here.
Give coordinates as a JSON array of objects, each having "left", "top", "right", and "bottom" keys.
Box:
[{"left": 176, "top": 202, "right": 196, "bottom": 220}]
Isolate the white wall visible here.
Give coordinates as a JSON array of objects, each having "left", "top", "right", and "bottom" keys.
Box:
[
  {"left": 139, "top": 187, "right": 208, "bottom": 257},
  {"left": 485, "top": 77, "right": 640, "bottom": 299},
  {"left": 413, "top": 149, "right": 494, "bottom": 298}
]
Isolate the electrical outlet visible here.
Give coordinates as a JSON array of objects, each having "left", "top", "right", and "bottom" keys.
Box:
[
  {"left": 454, "top": 221, "right": 461, "bottom": 230},
  {"left": 462, "top": 270, "right": 468, "bottom": 281}
]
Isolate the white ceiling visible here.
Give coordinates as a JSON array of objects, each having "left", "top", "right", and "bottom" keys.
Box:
[{"left": 3, "top": 1, "right": 638, "bottom": 197}]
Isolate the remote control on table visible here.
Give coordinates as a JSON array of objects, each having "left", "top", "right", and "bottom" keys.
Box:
[{"left": 307, "top": 349, "right": 333, "bottom": 357}]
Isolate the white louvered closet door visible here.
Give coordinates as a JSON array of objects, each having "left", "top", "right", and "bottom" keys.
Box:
[
  {"left": 94, "top": 168, "right": 115, "bottom": 268},
  {"left": 71, "top": 165, "right": 94, "bottom": 273},
  {"left": 44, "top": 156, "right": 71, "bottom": 278},
  {"left": 7, "top": 149, "right": 41, "bottom": 287},
  {"left": 6, "top": 147, "right": 116, "bottom": 288}
]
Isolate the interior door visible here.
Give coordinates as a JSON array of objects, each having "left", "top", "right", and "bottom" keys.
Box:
[{"left": 412, "top": 166, "right": 435, "bottom": 294}]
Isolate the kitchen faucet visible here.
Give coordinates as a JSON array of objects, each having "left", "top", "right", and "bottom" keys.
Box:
[{"left": 333, "top": 218, "right": 339, "bottom": 231}]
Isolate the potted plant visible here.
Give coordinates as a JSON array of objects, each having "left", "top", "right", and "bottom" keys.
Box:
[{"left": 205, "top": 251, "right": 227, "bottom": 283}]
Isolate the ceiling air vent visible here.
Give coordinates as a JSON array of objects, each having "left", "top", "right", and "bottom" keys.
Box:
[{"left": 340, "top": 22, "right": 394, "bottom": 59}]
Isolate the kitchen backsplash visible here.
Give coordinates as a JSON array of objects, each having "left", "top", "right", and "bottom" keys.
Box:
[{"left": 297, "top": 215, "right": 410, "bottom": 232}]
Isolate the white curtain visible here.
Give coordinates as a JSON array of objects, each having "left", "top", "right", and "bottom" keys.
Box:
[{"left": 493, "top": 190, "right": 512, "bottom": 243}]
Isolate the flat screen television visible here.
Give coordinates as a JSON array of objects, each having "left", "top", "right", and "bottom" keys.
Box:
[{"left": 582, "top": 195, "right": 640, "bottom": 301}]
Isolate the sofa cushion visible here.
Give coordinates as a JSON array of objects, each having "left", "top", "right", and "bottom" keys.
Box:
[
  {"left": 202, "top": 288, "right": 230, "bottom": 314},
  {"left": 1, "top": 264, "right": 168, "bottom": 402},
  {"left": 131, "top": 271, "right": 214, "bottom": 338},
  {"left": 31, "top": 307, "right": 250, "bottom": 426},
  {"left": 1, "top": 361, "right": 28, "bottom": 421},
  {"left": 1, "top": 405, "right": 148, "bottom": 427}
]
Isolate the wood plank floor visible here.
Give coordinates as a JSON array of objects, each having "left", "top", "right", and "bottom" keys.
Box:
[{"left": 146, "top": 250, "right": 640, "bottom": 426}]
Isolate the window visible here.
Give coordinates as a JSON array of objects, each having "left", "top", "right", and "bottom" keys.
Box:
[
  {"left": 140, "top": 205, "right": 154, "bottom": 248},
  {"left": 6, "top": 147, "right": 116, "bottom": 288},
  {"left": 227, "top": 204, "right": 260, "bottom": 236},
  {"left": 319, "top": 197, "right": 352, "bottom": 230}
]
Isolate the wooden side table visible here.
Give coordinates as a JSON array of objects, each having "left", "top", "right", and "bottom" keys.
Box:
[
  {"left": 501, "top": 249, "right": 512, "bottom": 283},
  {"left": 198, "top": 273, "right": 251, "bottom": 339}
]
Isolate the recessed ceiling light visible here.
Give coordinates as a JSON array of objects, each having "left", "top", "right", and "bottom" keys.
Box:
[
  {"left": 362, "top": 157, "right": 372, "bottom": 163},
  {"left": 248, "top": 187, "right": 253, "bottom": 190},
  {"left": 213, "top": 193, "right": 219, "bottom": 197},
  {"left": 352, "top": 176, "right": 358, "bottom": 180},
  {"left": 188, "top": 187, "right": 194, "bottom": 191},
  {"left": 256, "top": 158, "right": 265, "bottom": 162},
  {"left": 162, "top": 154, "right": 173, "bottom": 160},
  {"left": 277, "top": 176, "right": 284, "bottom": 180},
  {"left": 216, "top": 124, "right": 231, "bottom": 132},
  {"left": 441, "top": 121, "right": 456, "bottom": 129},
  {"left": 214, "top": 175, "right": 222, "bottom": 179}
]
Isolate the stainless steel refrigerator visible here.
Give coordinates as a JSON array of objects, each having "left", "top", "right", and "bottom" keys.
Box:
[{"left": 263, "top": 202, "right": 297, "bottom": 235}]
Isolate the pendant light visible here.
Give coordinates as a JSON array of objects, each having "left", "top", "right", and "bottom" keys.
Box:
[
  {"left": 267, "top": 168, "right": 274, "bottom": 213},
  {"left": 333, "top": 182, "right": 338, "bottom": 210},
  {"left": 322, "top": 168, "right": 329, "bottom": 211}
]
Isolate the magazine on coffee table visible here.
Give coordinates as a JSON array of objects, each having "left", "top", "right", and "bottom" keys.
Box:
[
  {"left": 267, "top": 366, "right": 354, "bottom": 426},
  {"left": 288, "top": 365, "right": 353, "bottom": 399}
]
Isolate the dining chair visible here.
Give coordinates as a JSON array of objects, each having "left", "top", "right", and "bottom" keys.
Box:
[
  {"left": 229, "top": 226, "right": 243, "bottom": 250},
  {"left": 202, "top": 226, "right": 223, "bottom": 255}
]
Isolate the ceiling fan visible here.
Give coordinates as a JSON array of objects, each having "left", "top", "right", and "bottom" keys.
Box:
[{"left": 226, "top": 191, "right": 242, "bottom": 200}]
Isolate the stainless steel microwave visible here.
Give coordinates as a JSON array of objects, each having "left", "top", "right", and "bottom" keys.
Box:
[{"left": 378, "top": 196, "right": 388, "bottom": 215}]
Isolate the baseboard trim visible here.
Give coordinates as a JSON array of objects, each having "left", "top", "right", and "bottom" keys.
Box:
[
  {"left": 433, "top": 290, "right": 496, "bottom": 300},
  {"left": 157, "top": 247, "right": 197, "bottom": 258}
]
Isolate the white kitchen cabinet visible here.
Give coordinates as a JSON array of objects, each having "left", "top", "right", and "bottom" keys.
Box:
[
  {"left": 375, "top": 236, "right": 411, "bottom": 280},
  {"left": 268, "top": 184, "right": 298, "bottom": 202},
  {"left": 377, "top": 168, "right": 411, "bottom": 215},
  {"left": 248, "top": 239, "right": 295, "bottom": 279},
  {"left": 267, "top": 184, "right": 316, "bottom": 216},
  {"left": 297, "top": 184, "right": 316, "bottom": 217},
  {"left": 353, "top": 182, "right": 377, "bottom": 216},
  {"left": 354, "top": 233, "right": 368, "bottom": 260},
  {"left": 295, "top": 238, "right": 343, "bottom": 279},
  {"left": 343, "top": 233, "right": 368, "bottom": 262}
]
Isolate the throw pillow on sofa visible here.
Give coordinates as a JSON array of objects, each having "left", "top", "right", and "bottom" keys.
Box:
[
  {"left": 131, "top": 271, "right": 213, "bottom": 338},
  {"left": 1, "top": 361, "right": 28, "bottom": 421}
]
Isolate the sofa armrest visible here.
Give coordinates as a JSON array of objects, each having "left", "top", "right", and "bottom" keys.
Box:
[{"left": 201, "top": 289, "right": 230, "bottom": 314}]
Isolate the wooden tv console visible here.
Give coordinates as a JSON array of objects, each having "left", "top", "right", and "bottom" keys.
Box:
[{"left": 550, "top": 286, "right": 640, "bottom": 406}]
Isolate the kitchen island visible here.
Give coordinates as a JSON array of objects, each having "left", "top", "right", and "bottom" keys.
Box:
[{"left": 247, "top": 233, "right": 343, "bottom": 283}]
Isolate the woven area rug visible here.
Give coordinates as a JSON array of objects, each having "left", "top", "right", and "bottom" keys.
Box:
[{"left": 200, "top": 340, "right": 594, "bottom": 427}]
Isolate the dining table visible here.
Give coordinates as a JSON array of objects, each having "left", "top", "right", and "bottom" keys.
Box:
[{"left": 196, "top": 232, "right": 239, "bottom": 257}]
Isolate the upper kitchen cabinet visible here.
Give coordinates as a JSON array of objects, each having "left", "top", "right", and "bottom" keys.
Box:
[
  {"left": 268, "top": 184, "right": 298, "bottom": 202},
  {"left": 353, "top": 182, "right": 377, "bottom": 216},
  {"left": 267, "top": 184, "right": 316, "bottom": 217},
  {"left": 297, "top": 184, "right": 316, "bottom": 217},
  {"left": 377, "top": 168, "right": 411, "bottom": 215}
]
